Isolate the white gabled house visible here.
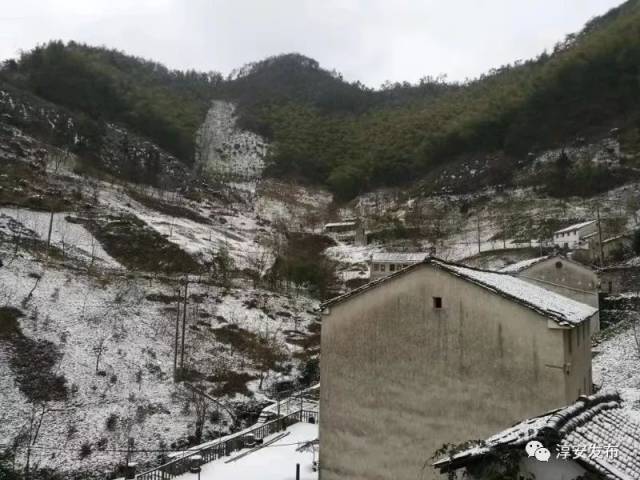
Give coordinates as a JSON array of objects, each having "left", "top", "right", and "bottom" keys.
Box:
[
  {"left": 369, "top": 252, "right": 430, "bottom": 280},
  {"left": 553, "top": 221, "right": 597, "bottom": 249}
]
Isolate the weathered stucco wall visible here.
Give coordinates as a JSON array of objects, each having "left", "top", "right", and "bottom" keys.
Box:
[
  {"left": 518, "top": 258, "right": 600, "bottom": 332},
  {"left": 320, "top": 264, "right": 590, "bottom": 480},
  {"left": 518, "top": 258, "right": 598, "bottom": 306},
  {"left": 562, "top": 319, "right": 592, "bottom": 401},
  {"left": 599, "top": 266, "right": 640, "bottom": 295}
]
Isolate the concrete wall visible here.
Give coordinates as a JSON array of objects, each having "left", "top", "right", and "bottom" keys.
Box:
[
  {"left": 320, "top": 264, "right": 591, "bottom": 480},
  {"left": 588, "top": 236, "right": 632, "bottom": 263},
  {"left": 599, "top": 266, "right": 640, "bottom": 295},
  {"left": 563, "top": 319, "right": 592, "bottom": 400},
  {"left": 516, "top": 257, "right": 600, "bottom": 332}
]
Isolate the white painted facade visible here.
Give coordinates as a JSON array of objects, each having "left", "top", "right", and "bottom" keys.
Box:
[
  {"left": 369, "top": 252, "right": 430, "bottom": 280},
  {"left": 552, "top": 221, "right": 597, "bottom": 249}
]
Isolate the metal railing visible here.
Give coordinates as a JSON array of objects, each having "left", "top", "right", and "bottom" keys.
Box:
[{"left": 136, "top": 409, "right": 317, "bottom": 479}]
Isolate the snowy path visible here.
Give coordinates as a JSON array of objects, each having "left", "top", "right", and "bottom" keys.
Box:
[{"left": 177, "top": 422, "right": 318, "bottom": 480}]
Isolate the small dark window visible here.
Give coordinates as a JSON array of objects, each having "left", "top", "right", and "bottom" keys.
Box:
[
  {"left": 390, "top": 264, "right": 396, "bottom": 272},
  {"left": 433, "top": 297, "right": 442, "bottom": 309},
  {"left": 373, "top": 264, "right": 379, "bottom": 271},
  {"left": 555, "top": 261, "right": 563, "bottom": 269},
  {"left": 380, "top": 264, "right": 386, "bottom": 272}
]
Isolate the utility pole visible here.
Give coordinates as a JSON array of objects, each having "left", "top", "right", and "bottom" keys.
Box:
[
  {"left": 180, "top": 278, "right": 188, "bottom": 371},
  {"left": 597, "top": 205, "right": 605, "bottom": 267},
  {"left": 276, "top": 391, "right": 281, "bottom": 431},
  {"left": 173, "top": 288, "right": 181, "bottom": 381},
  {"left": 476, "top": 213, "right": 481, "bottom": 254},
  {"left": 46, "top": 210, "right": 54, "bottom": 253}
]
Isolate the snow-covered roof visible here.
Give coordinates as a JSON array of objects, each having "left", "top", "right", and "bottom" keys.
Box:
[
  {"left": 321, "top": 257, "right": 597, "bottom": 326},
  {"left": 371, "top": 252, "right": 430, "bottom": 263},
  {"left": 554, "top": 220, "right": 596, "bottom": 235},
  {"left": 433, "top": 391, "right": 640, "bottom": 480},
  {"left": 499, "top": 256, "right": 550, "bottom": 273},
  {"left": 324, "top": 221, "right": 356, "bottom": 229},
  {"left": 435, "top": 260, "right": 597, "bottom": 326},
  {"left": 498, "top": 255, "right": 595, "bottom": 276},
  {"left": 598, "top": 255, "right": 640, "bottom": 271},
  {"left": 603, "top": 232, "right": 633, "bottom": 244},
  {"left": 583, "top": 231, "right": 632, "bottom": 243}
]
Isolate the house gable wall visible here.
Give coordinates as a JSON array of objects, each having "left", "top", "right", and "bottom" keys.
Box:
[
  {"left": 320, "top": 264, "right": 587, "bottom": 480},
  {"left": 516, "top": 257, "right": 599, "bottom": 332}
]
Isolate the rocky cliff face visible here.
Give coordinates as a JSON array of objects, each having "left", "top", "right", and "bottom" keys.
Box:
[
  {"left": 0, "top": 86, "right": 190, "bottom": 189},
  {"left": 195, "top": 101, "right": 267, "bottom": 182}
]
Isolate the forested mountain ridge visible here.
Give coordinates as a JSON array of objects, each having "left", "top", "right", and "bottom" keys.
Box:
[{"left": 2, "top": 0, "right": 639, "bottom": 200}]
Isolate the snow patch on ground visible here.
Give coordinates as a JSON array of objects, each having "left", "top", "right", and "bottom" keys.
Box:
[
  {"left": 0, "top": 207, "right": 120, "bottom": 267},
  {"left": 176, "top": 422, "right": 318, "bottom": 480},
  {"left": 593, "top": 323, "right": 640, "bottom": 421}
]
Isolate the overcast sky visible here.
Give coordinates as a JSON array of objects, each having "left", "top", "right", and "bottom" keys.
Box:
[{"left": 0, "top": 0, "right": 625, "bottom": 88}]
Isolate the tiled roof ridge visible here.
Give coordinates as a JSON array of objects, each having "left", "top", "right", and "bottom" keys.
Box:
[
  {"left": 543, "top": 391, "right": 621, "bottom": 439},
  {"left": 555, "top": 220, "right": 596, "bottom": 234},
  {"left": 499, "top": 255, "right": 551, "bottom": 273},
  {"left": 430, "top": 259, "right": 595, "bottom": 326},
  {"left": 321, "top": 257, "right": 596, "bottom": 325}
]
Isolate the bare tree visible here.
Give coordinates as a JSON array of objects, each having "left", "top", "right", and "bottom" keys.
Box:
[
  {"left": 93, "top": 336, "right": 108, "bottom": 374},
  {"left": 256, "top": 326, "right": 286, "bottom": 391},
  {"left": 191, "top": 386, "right": 209, "bottom": 443},
  {"left": 46, "top": 148, "right": 71, "bottom": 174},
  {"left": 246, "top": 246, "right": 271, "bottom": 288},
  {"left": 626, "top": 195, "right": 640, "bottom": 226},
  {"left": 22, "top": 403, "right": 53, "bottom": 480}
]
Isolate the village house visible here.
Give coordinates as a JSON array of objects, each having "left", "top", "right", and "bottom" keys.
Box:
[
  {"left": 323, "top": 219, "right": 366, "bottom": 245},
  {"left": 599, "top": 262, "right": 640, "bottom": 295},
  {"left": 553, "top": 221, "right": 597, "bottom": 249},
  {"left": 319, "top": 258, "right": 598, "bottom": 480},
  {"left": 585, "top": 231, "right": 634, "bottom": 265},
  {"left": 369, "top": 252, "right": 430, "bottom": 280},
  {"left": 499, "top": 255, "right": 600, "bottom": 332},
  {"left": 433, "top": 391, "right": 640, "bottom": 480}
]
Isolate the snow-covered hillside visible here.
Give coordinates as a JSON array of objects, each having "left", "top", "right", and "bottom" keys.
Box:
[
  {"left": 0, "top": 110, "right": 327, "bottom": 477},
  {"left": 0, "top": 242, "right": 319, "bottom": 476},
  {"left": 3, "top": 80, "right": 640, "bottom": 480}
]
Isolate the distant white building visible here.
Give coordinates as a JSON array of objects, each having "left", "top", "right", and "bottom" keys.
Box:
[
  {"left": 369, "top": 252, "right": 430, "bottom": 280},
  {"left": 552, "top": 221, "right": 597, "bottom": 249}
]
